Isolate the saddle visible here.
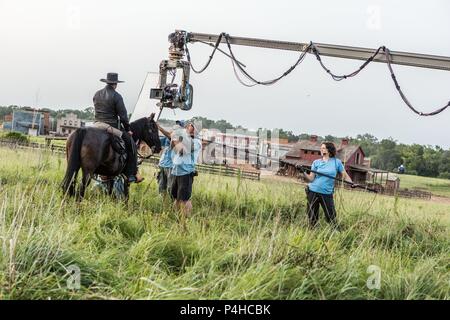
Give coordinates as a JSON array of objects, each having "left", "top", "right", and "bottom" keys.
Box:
[
  {"left": 111, "top": 135, "right": 127, "bottom": 155},
  {"left": 93, "top": 122, "right": 126, "bottom": 155}
]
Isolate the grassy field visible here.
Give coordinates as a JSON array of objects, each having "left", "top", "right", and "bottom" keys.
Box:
[
  {"left": 399, "top": 174, "right": 450, "bottom": 198},
  {"left": 0, "top": 146, "right": 449, "bottom": 300}
]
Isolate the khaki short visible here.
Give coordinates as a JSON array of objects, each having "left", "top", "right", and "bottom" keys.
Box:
[{"left": 93, "top": 122, "right": 123, "bottom": 137}]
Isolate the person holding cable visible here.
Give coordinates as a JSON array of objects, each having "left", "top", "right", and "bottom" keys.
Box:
[
  {"left": 297, "top": 141, "right": 356, "bottom": 229},
  {"left": 156, "top": 120, "right": 186, "bottom": 195},
  {"left": 157, "top": 120, "right": 201, "bottom": 218}
]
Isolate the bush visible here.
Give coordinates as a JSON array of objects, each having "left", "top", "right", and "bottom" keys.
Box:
[
  {"left": 437, "top": 172, "right": 450, "bottom": 179},
  {"left": 3, "top": 131, "right": 29, "bottom": 144}
]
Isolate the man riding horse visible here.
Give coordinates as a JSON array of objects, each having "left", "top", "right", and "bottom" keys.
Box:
[
  {"left": 62, "top": 73, "right": 161, "bottom": 199},
  {"left": 93, "top": 72, "right": 142, "bottom": 184}
]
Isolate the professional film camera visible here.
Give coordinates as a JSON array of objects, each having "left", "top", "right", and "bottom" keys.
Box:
[{"left": 150, "top": 30, "right": 193, "bottom": 111}]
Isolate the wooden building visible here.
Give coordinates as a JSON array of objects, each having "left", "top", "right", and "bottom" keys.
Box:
[{"left": 279, "top": 135, "right": 368, "bottom": 184}]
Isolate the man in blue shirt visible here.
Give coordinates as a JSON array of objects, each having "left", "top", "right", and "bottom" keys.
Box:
[
  {"left": 157, "top": 135, "right": 174, "bottom": 194},
  {"left": 300, "top": 142, "right": 354, "bottom": 228},
  {"left": 157, "top": 120, "right": 202, "bottom": 217},
  {"left": 157, "top": 120, "right": 187, "bottom": 194}
]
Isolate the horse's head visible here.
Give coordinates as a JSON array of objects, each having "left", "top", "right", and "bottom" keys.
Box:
[{"left": 139, "top": 113, "right": 161, "bottom": 155}]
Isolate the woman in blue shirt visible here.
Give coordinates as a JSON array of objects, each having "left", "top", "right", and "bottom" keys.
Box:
[{"left": 300, "top": 142, "right": 355, "bottom": 228}]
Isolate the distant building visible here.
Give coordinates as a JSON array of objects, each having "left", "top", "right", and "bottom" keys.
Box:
[
  {"left": 258, "top": 138, "right": 293, "bottom": 168},
  {"left": 280, "top": 135, "right": 369, "bottom": 184},
  {"left": 385, "top": 173, "right": 400, "bottom": 191},
  {"left": 199, "top": 129, "right": 293, "bottom": 169},
  {"left": 83, "top": 121, "right": 95, "bottom": 128},
  {"left": 56, "top": 113, "right": 83, "bottom": 136},
  {"left": 2, "top": 108, "right": 50, "bottom": 136},
  {"left": 200, "top": 129, "right": 260, "bottom": 166}
]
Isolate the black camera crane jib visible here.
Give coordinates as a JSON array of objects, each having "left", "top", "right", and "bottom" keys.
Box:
[{"left": 151, "top": 30, "right": 450, "bottom": 117}]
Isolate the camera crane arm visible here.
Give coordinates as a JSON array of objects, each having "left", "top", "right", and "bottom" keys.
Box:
[
  {"left": 151, "top": 30, "right": 450, "bottom": 115},
  {"left": 187, "top": 32, "right": 450, "bottom": 71}
]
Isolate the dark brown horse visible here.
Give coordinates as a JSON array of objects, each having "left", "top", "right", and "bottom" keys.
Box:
[{"left": 62, "top": 114, "right": 161, "bottom": 199}]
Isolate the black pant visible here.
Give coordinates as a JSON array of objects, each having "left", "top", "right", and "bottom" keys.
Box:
[
  {"left": 305, "top": 187, "right": 337, "bottom": 227},
  {"left": 121, "top": 132, "right": 137, "bottom": 177}
]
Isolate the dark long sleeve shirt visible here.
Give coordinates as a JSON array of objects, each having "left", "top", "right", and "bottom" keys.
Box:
[{"left": 93, "top": 84, "right": 130, "bottom": 131}]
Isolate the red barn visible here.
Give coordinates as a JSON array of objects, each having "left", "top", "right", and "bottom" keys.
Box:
[{"left": 279, "top": 135, "right": 369, "bottom": 184}]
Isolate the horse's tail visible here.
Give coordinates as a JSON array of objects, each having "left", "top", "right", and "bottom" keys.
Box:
[{"left": 62, "top": 127, "right": 87, "bottom": 196}]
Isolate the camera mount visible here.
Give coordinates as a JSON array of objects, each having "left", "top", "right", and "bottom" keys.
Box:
[{"left": 150, "top": 30, "right": 193, "bottom": 112}]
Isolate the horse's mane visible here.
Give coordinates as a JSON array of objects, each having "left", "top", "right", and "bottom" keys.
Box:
[
  {"left": 129, "top": 116, "right": 160, "bottom": 151},
  {"left": 130, "top": 117, "right": 147, "bottom": 138}
]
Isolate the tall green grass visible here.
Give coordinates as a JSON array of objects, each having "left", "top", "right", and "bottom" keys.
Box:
[{"left": 0, "top": 147, "right": 449, "bottom": 299}]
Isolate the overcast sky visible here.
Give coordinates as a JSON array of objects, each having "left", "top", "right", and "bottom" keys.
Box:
[{"left": 1, "top": 0, "right": 449, "bottom": 148}]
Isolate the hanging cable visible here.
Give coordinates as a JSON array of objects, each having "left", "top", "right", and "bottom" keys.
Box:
[
  {"left": 229, "top": 53, "right": 258, "bottom": 87},
  {"left": 310, "top": 42, "right": 450, "bottom": 116},
  {"left": 185, "top": 33, "right": 226, "bottom": 74},
  {"left": 383, "top": 47, "right": 450, "bottom": 116},
  {"left": 310, "top": 42, "right": 383, "bottom": 81},
  {"left": 184, "top": 33, "right": 449, "bottom": 116},
  {"left": 196, "top": 40, "right": 247, "bottom": 68},
  {"left": 224, "top": 34, "right": 312, "bottom": 86}
]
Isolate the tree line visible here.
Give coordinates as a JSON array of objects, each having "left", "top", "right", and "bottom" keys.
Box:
[
  {"left": 273, "top": 131, "right": 449, "bottom": 179},
  {"left": 351, "top": 134, "right": 450, "bottom": 179},
  {"left": 185, "top": 118, "right": 450, "bottom": 180}
]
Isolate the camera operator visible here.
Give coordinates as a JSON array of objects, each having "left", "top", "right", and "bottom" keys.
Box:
[
  {"left": 156, "top": 120, "right": 186, "bottom": 195},
  {"left": 158, "top": 120, "right": 202, "bottom": 218}
]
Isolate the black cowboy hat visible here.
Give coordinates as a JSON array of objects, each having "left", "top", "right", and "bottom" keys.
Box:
[{"left": 100, "top": 73, "right": 124, "bottom": 84}]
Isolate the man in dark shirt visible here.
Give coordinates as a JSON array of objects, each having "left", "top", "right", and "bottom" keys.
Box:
[{"left": 93, "top": 73, "right": 142, "bottom": 183}]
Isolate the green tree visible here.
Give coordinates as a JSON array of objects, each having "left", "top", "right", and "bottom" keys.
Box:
[
  {"left": 371, "top": 138, "right": 402, "bottom": 171},
  {"left": 352, "top": 133, "right": 378, "bottom": 157}
]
